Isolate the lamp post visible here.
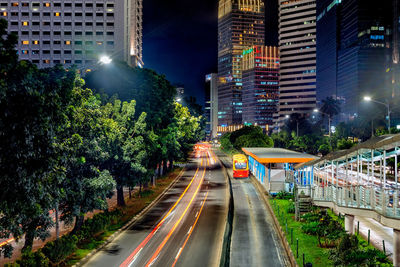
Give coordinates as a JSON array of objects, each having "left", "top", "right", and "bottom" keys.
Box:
[
  {"left": 363, "top": 96, "right": 391, "bottom": 134},
  {"left": 313, "top": 109, "right": 332, "bottom": 138},
  {"left": 286, "top": 114, "right": 299, "bottom": 137}
]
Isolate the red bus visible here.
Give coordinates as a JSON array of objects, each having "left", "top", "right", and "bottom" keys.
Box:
[{"left": 233, "top": 154, "right": 249, "bottom": 178}]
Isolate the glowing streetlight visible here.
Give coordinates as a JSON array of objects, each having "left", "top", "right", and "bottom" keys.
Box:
[
  {"left": 313, "top": 108, "right": 332, "bottom": 138},
  {"left": 176, "top": 98, "right": 182, "bottom": 102},
  {"left": 99, "top": 55, "right": 112, "bottom": 65},
  {"left": 363, "top": 96, "right": 391, "bottom": 134}
]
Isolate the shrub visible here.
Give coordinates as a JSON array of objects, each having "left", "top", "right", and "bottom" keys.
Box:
[
  {"left": 286, "top": 201, "right": 295, "bottom": 214},
  {"left": 301, "top": 221, "right": 320, "bottom": 235},
  {"left": 276, "top": 191, "right": 293, "bottom": 200},
  {"left": 16, "top": 250, "right": 49, "bottom": 267},
  {"left": 41, "top": 235, "right": 78, "bottom": 265}
]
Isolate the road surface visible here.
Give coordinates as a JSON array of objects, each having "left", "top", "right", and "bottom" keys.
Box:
[
  {"left": 84, "top": 145, "right": 228, "bottom": 267},
  {"left": 215, "top": 150, "right": 289, "bottom": 267}
]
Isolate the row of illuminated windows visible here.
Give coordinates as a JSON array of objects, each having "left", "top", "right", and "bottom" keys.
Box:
[
  {"left": 17, "top": 31, "right": 114, "bottom": 38},
  {"left": 5, "top": 2, "right": 114, "bottom": 8},
  {"left": 30, "top": 59, "right": 100, "bottom": 65},
  {"left": 9, "top": 21, "right": 114, "bottom": 27},
  {"left": 19, "top": 50, "right": 112, "bottom": 55},
  {"left": 21, "top": 40, "right": 114, "bottom": 45},
  {"left": 3, "top": 11, "right": 114, "bottom": 17}
]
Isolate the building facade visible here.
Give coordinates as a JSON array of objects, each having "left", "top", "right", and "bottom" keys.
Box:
[
  {"left": 337, "top": 0, "right": 392, "bottom": 119},
  {"left": 277, "top": 0, "right": 317, "bottom": 124},
  {"left": 242, "top": 46, "right": 279, "bottom": 130},
  {"left": 316, "top": 0, "right": 340, "bottom": 103},
  {"left": 205, "top": 74, "right": 218, "bottom": 139},
  {"left": 217, "top": 0, "right": 265, "bottom": 127},
  {"left": 0, "top": 0, "right": 143, "bottom": 70}
]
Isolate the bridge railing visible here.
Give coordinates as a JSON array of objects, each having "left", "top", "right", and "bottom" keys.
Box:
[{"left": 312, "top": 185, "right": 400, "bottom": 219}]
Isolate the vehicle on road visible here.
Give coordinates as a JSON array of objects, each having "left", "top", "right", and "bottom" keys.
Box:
[{"left": 233, "top": 154, "right": 249, "bottom": 178}]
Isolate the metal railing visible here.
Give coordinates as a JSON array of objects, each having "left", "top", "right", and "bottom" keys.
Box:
[{"left": 312, "top": 184, "right": 400, "bottom": 219}]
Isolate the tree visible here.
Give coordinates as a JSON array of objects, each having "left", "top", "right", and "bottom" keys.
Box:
[
  {"left": 58, "top": 81, "right": 116, "bottom": 233},
  {"left": 0, "top": 63, "right": 77, "bottom": 253},
  {"left": 98, "top": 100, "right": 147, "bottom": 206},
  {"left": 321, "top": 96, "right": 340, "bottom": 118}
]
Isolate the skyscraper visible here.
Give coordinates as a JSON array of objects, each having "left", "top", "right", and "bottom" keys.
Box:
[
  {"left": 205, "top": 74, "right": 218, "bottom": 139},
  {"left": 277, "top": 0, "right": 317, "bottom": 124},
  {"left": 337, "top": 0, "right": 392, "bottom": 119},
  {"left": 1, "top": 0, "right": 143, "bottom": 70},
  {"left": 217, "top": 0, "right": 265, "bottom": 127},
  {"left": 242, "top": 46, "right": 279, "bottom": 130}
]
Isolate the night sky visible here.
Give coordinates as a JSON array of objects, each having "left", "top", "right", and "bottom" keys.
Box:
[{"left": 142, "top": 0, "right": 218, "bottom": 106}]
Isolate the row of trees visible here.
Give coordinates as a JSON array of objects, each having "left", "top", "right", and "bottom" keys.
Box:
[
  {"left": 0, "top": 19, "right": 203, "bottom": 257},
  {"left": 273, "top": 96, "right": 399, "bottom": 156},
  {"left": 220, "top": 126, "right": 274, "bottom": 153}
]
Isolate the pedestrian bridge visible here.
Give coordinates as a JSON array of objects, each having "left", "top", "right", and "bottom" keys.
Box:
[{"left": 292, "top": 134, "right": 400, "bottom": 266}]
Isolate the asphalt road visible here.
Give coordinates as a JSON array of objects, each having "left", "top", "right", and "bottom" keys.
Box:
[
  {"left": 215, "top": 151, "right": 289, "bottom": 267},
  {"left": 84, "top": 145, "right": 228, "bottom": 267}
]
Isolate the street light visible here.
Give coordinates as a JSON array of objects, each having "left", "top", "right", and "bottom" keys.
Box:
[
  {"left": 363, "top": 96, "right": 391, "bottom": 134},
  {"left": 99, "top": 55, "right": 112, "bottom": 65},
  {"left": 313, "top": 109, "right": 332, "bottom": 138},
  {"left": 285, "top": 114, "right": 299, "bottom": 137}
]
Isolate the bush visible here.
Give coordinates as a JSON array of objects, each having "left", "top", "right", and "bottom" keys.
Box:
[
  {"left": 286, "top": 202, "right": 295, "bottom": 214},
  {"left": 76, "top": 210, "right": 122, "bottom": 242},
  {"left": 329, "top": 234, "right": 391, "bottom": 266},
  {"left": 16, "top": 250, "right": 49, "bottom": 267},
  {"left": 41, "top": 235, "right": 78, "bottom": 265},
  {"left": 276, "top": 191, "right": 293, "bottom": 200},
  {"left": 301, "top": 221, "right": 320, "bottom": 235}
]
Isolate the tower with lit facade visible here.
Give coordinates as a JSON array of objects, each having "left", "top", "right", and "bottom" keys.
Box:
[
  {"left": 0, "top": 0, "right": 143, "bottom": 70},
  {"left": 217, "top": 0, "right": 265, "bottom": 128},
  {"left": 277, "top": 0, "right": 317, "bottom": 125},
  {"left": 242, "top": 46, "right": 279, "bottom": 130}
]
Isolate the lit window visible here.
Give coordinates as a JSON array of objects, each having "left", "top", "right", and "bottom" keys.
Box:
[
  {"left": 55, "top": 12, "right": 60, "bottom": 17},
  {"left": 65, "top": 40, "right": 71, "bottom": 45},
  {"left": 12, "top": 3, "right": 19, "bottom": 7},
  {"left": 2, "top": 12, "right": 6, "bottom": 17},
  {"left": 43, "top": 59, "right": 50, "bottom": 64},
  {"left": 22, "top": 40, "right": 29, "bottom": 45},
  {"left": 44, "top": 3, "right": 50, "bottom": 7},
  {"left": 21, "top": 50, "right": 28, "bottom": 54},
  {"left": 33, "top": 40, "right": 39, "bottom": 45},
  {"left": 23, "top": 21, "right": 28, "bottom": 26}
]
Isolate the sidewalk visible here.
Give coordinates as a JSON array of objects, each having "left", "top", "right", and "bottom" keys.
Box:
[
  {"left": 0, "top": 187, "right": 133, "bottom": 265},
  {"left": 355, "top": 216, "right": 394, "bottom": 261}
]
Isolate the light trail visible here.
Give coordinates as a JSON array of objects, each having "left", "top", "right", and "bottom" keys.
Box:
[
  {"left": 120, "top": 166, "right": 200, "bottom": 267},
  {"left": 0, "top": 238, "right": 15, "bottom": 248},
  {"left": 172, "top": 191, "right": 209, "bottom": 267},
  {"left": 144, "top": 167, "right": 206, "bottom": 267}
]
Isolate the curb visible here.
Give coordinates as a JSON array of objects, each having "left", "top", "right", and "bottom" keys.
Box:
[
  {"left": 250, "top": 175, "right": 298, "bottom": 267},
  {"left": 214, "top": 150, "right": 234, "bottom": 267},
  {"left": 72, "top": 167, "right": 186, "bottom": 267}
]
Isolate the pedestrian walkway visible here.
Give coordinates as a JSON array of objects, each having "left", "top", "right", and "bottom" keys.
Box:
[{"left": 355, "top": 216, "right": 394, "bottom": 261}]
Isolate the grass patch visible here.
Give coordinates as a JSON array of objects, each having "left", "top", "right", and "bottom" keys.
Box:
[
  {"left": 269, "top": 199, "right": 332, "bottom": 267},
  {"left": 64, "top": 168, "right": 182, "bottom": 266}
]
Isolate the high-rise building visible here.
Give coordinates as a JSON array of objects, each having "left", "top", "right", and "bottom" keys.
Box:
[
  {"left": 316, "top": 0, "right": 340, "bottom": 103},
  {"left": 0, "top": 0, "right": 143, "bottom": 70},
  {"left": 242, "top": 46, "right": 279, "bottom": 130},
  {"left": 277, "top": 0, "right": 317, "bottom": 124},
  {"left": 337, "top": 0, "right": 392, "bottom": 119},
  {"left": 205, "top": 74, "right": 218, "bottom": 139},
  {"left": 316, "top": 0, "right": 393, "bottom": 120},
  {"left": 217, "top": 0, "right": 265, "bottom": 127}
]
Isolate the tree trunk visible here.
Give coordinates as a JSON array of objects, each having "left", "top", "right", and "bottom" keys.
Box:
[
  {"left": 169, "top": 159, "right": 174, "bottom": 171},
  {"left": 117, "top": 183, "right": 126, "bottom": 207},
  {"left": 72, "top": 215, "right": 84, "bottom": 234},
  {"left": 139, "top": 182, "right": 142, "bottom": 198},
  {"left": 163, "top": 160, "right": 168, "bottom": 175},
  {"left": 129, "top": 186, "right": 132, "bottom": 199},
  {"left": 22, "top": 230, "right": 35, "bottom": 253},
  {"left": 158, "top": 163, "right": 162, "bottom": 177},
  {"left": 55, "top": 204, "right": 60, "bottom": 240}
]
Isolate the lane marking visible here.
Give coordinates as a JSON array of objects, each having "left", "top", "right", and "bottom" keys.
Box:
[
  {"left": 175, "top": 247, "right": 183, "bottom": 260},
  {"left": 120, "top": 166, "right": 201, "bottom": 267},
  {"left": 144, "top": 167, "right": 207, "bottom": 267},
  {"left": 195, "top": 211, "right": 199, "bottom": 218},
  {"left": 172, "top": 191, "right": 209, "bottom": 267},
  {"left": 187, "top": 226, "right": 193, "bottom": 235}
]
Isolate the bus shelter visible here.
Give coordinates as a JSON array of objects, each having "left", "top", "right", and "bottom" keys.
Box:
[{"left": 242, "top": 147, "right": 318, "bottom": 194}]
